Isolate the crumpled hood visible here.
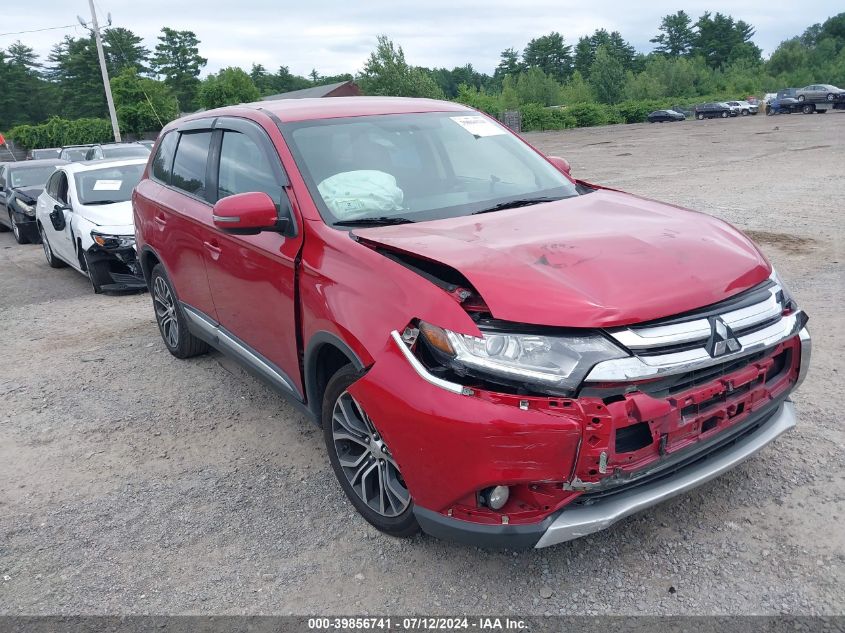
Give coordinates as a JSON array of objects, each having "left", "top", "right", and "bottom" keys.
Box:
[
  {"left": 353, "top": 189, "right": 771, "bottom": 328},
  {"left": 14, "top": 186, "right": 44, "bottom": 203},
  {"left": 77, "top": 200, "right": 134, "bottom": 229}
]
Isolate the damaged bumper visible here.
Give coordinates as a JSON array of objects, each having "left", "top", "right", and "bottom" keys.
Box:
[{"left": 86, "top": 244, "right": 146, "bottom": 292}]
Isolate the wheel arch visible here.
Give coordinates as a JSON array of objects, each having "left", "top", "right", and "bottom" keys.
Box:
[{"left": 304, "top": 331, "right": 366, "bottom": 424}]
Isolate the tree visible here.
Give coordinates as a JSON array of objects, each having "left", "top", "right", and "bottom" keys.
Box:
[
  {"left": 589, "top": 45, "right": 625, "bottom": 104},
  {"left": 651, "top": 11, "right": 695, "bottom": 57},
  {"left": 522, "top": 32, "right": 572, "bottom": 82},
  {"left": 150, "top": 28, "right": 207, "bottom": 111},
  {"left": 103, "top": 27, "right": 149, "bottom": 75},
  {"left": 574, "top": 30, "right": 637, "bottom": 77},
  {"left": 198, "top": 67, "right": 260, "bottom": 109},
  {"left": 110, "top": 68, "right": 179, "bottom": 134},
  {"left": 494, "top": 48, "right": 524, "bottom": 80},
  {"left": 515, "top": 67, "right": 560, "bottom": 106},
  {"left": 358, "top": 36, "right": 443, "bottom": 98},
  {"left": 47, "top": 35, "right": 108, "bottom": 120},
  {"left": 691, "top": 12, "right": 761, "bottom": 69},
  {"left": 559, "top": 70, "right": 594, "bottom": 103}
]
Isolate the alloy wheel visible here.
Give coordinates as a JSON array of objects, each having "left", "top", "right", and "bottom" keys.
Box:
[
  {"left": 153, "top": 276, "right": 179, "bottom": 348},
  {"left": 331, "top": 391, "right": 410, "bottom": 518}
]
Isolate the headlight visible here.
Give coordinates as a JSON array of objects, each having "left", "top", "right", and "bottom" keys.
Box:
[
  {"left": 769, "top": 267, "right": 797, "bottom": 312},
  {"left": 91, "top": 231, "right": 135, "bottom": 249},
  {"left": 418, "top": 321, "right": 628, "bottom": 393},
  {"left": 17, "top": 200, "right": 36, "bottom": 217}
]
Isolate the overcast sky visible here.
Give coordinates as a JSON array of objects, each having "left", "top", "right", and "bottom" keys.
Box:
[{"left": 3, "top": 1, "right": 841, "bottom": 77}]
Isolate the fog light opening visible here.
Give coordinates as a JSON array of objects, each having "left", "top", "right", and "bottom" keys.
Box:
[{"left": 483, "top": 485, "right": 510, "bottom": 510}]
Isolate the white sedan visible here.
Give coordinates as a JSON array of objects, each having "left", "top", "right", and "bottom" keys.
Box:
[{"left": 35, "top": 158, "right": 148, "bottom": 294}]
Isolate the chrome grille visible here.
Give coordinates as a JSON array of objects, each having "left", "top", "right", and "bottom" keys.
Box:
[{"left": 586, "top": 275, "right": 806, "bottom": 383}]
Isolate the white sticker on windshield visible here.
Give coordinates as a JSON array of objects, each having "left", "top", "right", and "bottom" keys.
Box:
[
  {"left": 93, "top": 179, "right": 122, "bottom": 191},
  {"left": 450, "top": 115, "right": 506, "bottom": 137}
]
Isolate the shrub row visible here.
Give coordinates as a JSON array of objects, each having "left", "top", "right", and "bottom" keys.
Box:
[{"left": 7, "top": 117, "right": 114, "bottom": 150}]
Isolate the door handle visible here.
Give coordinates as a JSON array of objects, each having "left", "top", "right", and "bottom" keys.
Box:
[
  {"left": 203, "top": 239, "right": 222, "bottom": 259},
  {"left": 154, "top": 212, "right": 167, "bottom": 226}
]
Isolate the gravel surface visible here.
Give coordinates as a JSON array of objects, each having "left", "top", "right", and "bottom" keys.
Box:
[{"left": 0, "top": 112, "right": 843, "bottom": 615}]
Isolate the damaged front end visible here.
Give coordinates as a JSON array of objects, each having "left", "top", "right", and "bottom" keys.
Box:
[{"left": 86, "top": 231, "right": 146, "bottom": 292}]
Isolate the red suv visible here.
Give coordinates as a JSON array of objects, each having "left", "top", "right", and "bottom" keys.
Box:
[{"left": 133, "top": 97, "right": 810, "bottom": 548}]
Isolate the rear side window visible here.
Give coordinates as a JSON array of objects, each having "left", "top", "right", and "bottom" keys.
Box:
[
  {"left": 217, "top": 131, "right": 281, "bottom": 202},
  {"left": 171, "top": 132, "right": 212, "bottom": 197},
  {"left": 151, "top": 132, "right": 178, "bottom": 184}
]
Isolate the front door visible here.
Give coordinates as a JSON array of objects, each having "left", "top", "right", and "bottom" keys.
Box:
[
  {"left": 203, "top": 118, "right": 305, "bottom": 397},
  {"left": 39, "top": 170, "right": 77, "bottom": 266}
]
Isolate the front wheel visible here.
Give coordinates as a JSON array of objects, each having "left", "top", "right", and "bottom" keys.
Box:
[
  {"left": 721, "top": 111, "right": 728, "bottom": 118},
  {"left": 696, "top": 113, "right": 704, "bottom": 120},
  {"left": 741, "top": 109, "right": 749, "bottom": 116},
  {"left": 322, "top": 365, "right": 419, "bottom": 537},
  {"left": 797, "top": 94, "right": 806, "bottom": 102},
  {"left": 10, "top": 212, "right": 28, "bottom": 244},
  {"left": 827, "top": 93, "right": 835, "bottom": 102},
  {"left": 150, "top": 264, "right": 209, "bottom": 358}
]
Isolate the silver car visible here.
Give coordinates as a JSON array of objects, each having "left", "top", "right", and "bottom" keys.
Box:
[{"left": 796, "top": 84, "right": 845, "bottom": 102}]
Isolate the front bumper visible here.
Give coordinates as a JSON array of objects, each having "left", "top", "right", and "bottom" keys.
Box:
[{"left": 9, "top": 211, "right": 39, "bottom": 242}]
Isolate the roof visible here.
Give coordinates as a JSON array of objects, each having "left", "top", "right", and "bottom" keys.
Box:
[
  {"left": 60, "top": 158, "right": 149, "bottom": 174},
  {"left": 6, "top": 158, "right": 68, "bottom": 169},
  {"left": 261, "top": 80, "right": 355, "bottom": 101},
  {"left": 186, "top": 96, "right": 472, "bottom": 125}
]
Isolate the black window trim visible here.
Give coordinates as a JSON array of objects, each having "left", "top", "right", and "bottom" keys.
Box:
[{"left": 167, "top": 125, "right": 216, "bottom": 207}]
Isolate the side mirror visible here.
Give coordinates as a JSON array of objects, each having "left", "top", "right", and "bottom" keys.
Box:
[
  {"left": 547, "top": 155, "right": 571, "bottom": 176},
  {"left": 212, "top": 191, "right": 289, "bottom": 236},
  {"left": 50, "top": 204, "right": 67, "bottom": 231}
]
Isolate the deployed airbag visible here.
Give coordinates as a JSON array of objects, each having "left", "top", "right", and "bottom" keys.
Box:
[{"left": 317, "top": 170, "right": 404, "bottom": 219}]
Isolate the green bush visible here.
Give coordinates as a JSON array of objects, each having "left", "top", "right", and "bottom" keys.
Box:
[
  {"left": 566, "top": 103, "right": 621, "bottom": 127},
  {"left": 613, "top": 99, "right": 675, "bottom": 123},
  {"left": 519, "top": 104, "right": 577, "bottom": 131},
  {"left": 8, "top": 117, "right": 113, "bottom": 149}
]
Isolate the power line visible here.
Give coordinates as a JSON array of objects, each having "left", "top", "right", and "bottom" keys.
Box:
[{"left": 0, "top": 23, "right": 88, "bottom": 38}]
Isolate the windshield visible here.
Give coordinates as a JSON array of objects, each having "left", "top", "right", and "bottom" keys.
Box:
[
  {"left": 283, "top": 111, "right": 579, "bottom": 227},
  {"left": 74, "top": 164, "right": 145, "bottom": 205},
  {"left": 10, "top": 166, "right": 57, "bottom": 189},
  {"left": 102, "top": 145, "right": 150, "bottom": 159},
  {"left": 32, "top": 149, "right": 59, "bottom": 159},
  {"left": 61, "top": 148, "right": 91, "bottom": 161}
]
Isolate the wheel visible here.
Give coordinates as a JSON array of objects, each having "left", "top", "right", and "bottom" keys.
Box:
[
  {"left": 827, "top": 93, "right": 835, "bottom": 102},
  {"left": 322, "top": 365, "right": 418, "bottom": 537},
  {"left": 802, "top": 104, "right": 814, "bottom": 114},
  {"left": 150, "top": 264, "right": 208, "bottom": 358},
  {"left": 696, "top": 113, "right": 704, "bottom": 120},
  {"left": 38, "top": 224, "right": 66, "bottom": 268},
  {"left": 10, "top": 212, "right": 28, "bottom": 244},
  {"left": 816, "top": 109, "right": 826, "bottom": 114},
  {"left": 721, "top": 111, "right": 728, "bottom": 118},
  {"left": 797, "top": 94, "right": 805, "bottom": 102},
  {"left": 741, "top": 109, "right": 749, "bottom": 116}
]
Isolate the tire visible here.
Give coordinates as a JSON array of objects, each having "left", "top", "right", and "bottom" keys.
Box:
[
  {"left": 696, "top": 113, "right": 704, "bottom": 120},
  {"left": 721, "top": 111, "right": 728, "bottom": 118},
  {"left": 322, "top": 365, "right": 419, "bottom": 538},
  {"left": 827, "top": 93, "right": 835, "bottom": 102},
  {"left": 10, "top": 212, "right": 28, "bottom": 244},
  {"left": 741, "top": 109, "right": 749, "bottom": 116},
  {"left": 150, "top": 263, "right": 209, "bottom": 358},
  {"left": 38, "top": 224, "right": 66, "bottom": 268},
  {"left": 802, "top": 104, "right": 814, "bottom": 115},
  {"left": 798, "top": 94, "right": 806, "bottom": 102}
]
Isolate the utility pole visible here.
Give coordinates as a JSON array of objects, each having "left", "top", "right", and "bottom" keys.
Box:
[{"left": 87, "top": 0, "right": 121, "bottom": 142}]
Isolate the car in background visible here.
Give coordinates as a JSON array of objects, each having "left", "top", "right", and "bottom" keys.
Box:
[
  {"left": 693, "top": 102, "right": 732, "bottom": 119},
  {"left": 85, "top": 142, "right": 151, "bottom": 161},
  {"left": 28, "top": 148, "right": 60, "bottom": 160},
  {"left": 136, "top": 140, "right": 156, "bottom": 150},
  {"left": 132, "top": 97, "right": 809, "bottom": 548},
  {"left": 0, "top": 158, "right": 67, "bottom": 243},
  {"left": 725, "top": 100, "right": 758, "bottom": 116},
  {"left": 36, "top": 158, "right": 147, "bottom": 293},
  {"left": 796, "top": 84, "right": 845, "bottom": 102},
  {"left": 59, "top": 145, "right": 95, "bottom": 162},
  {"left": 647, "top": 109, "right": 685, "bottom": 123}
]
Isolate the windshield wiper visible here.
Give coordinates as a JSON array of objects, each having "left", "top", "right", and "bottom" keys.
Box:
[
  {"left": 472, "top": 196, "right": 565, "bottom": 215},
  {"left": 334, "top": 216, "right": 416, "bottom": 227}
]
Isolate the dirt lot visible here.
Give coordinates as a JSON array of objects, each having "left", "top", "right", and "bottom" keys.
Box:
[{"left": 1, "top": 112, "right": 843, "bottom": 616}]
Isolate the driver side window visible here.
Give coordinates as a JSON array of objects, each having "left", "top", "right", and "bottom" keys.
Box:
[{"left": 56, "top": 172, "right": 69, "bottom": 205}]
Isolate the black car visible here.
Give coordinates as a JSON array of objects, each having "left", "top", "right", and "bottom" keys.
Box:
[
  {"left": 0, "top": 159, "right": 67, "bottom": 244},
  {"left": 647, "top": 109, "right": 686, "bottom": 123},
  {"left": 693, "top": 102, "right": 732, "bottom": 120}
]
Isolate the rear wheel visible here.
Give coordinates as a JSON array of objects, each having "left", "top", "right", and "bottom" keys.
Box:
[
  {"left": 150, "top": 263, "right": 209, "bottom": 358},
  {"left": 798, "top": 94, "right": 806, "bottom": 102},
  {"left": 38, "top": 224, "right": 65, "bottom": 268},
  {"left": 696, "top": 113, "right": 704, "bottom": 120},
  {"left": 322, "top": 365, "right": 418, "bottom": 537},
  {"left": 721, "top": 111, "right": 728, "bottom": 118},
  {"left": 827, "top": 93, "right": 835, "bottom": 102},
  {"left": 802, "top": 104, "right": 814, "bottom": 115},
  {"left": 741, "top": 109, "right": 749, "bottom": 116}
]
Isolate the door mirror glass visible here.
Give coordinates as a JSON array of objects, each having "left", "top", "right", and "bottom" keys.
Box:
[
  {"left": 212, "top": 191, "right": 287, "bottom": 235},
  {"left": 547, "top": 155, "right": 571, "bottom": 176}
]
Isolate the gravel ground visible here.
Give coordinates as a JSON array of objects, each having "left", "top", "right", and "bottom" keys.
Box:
[{"left": 0, "top": 111, "right": 843, "bottom": 616}]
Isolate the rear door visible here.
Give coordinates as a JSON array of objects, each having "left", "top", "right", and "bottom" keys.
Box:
[
  {"left": 137, "top": 125, "right": 218, "bottom": 321},
  {"left": 202, "top": 117, "right": 305, "bottom": 397}
]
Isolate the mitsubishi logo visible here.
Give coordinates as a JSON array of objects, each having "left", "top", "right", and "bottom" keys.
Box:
[{"left": 705, "top": 316, "right": 741, "bottom": 358}]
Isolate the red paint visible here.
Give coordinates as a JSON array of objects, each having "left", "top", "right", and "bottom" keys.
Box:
[{"left": 133, "top": 97, "right": 802, "bottom": 535}]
